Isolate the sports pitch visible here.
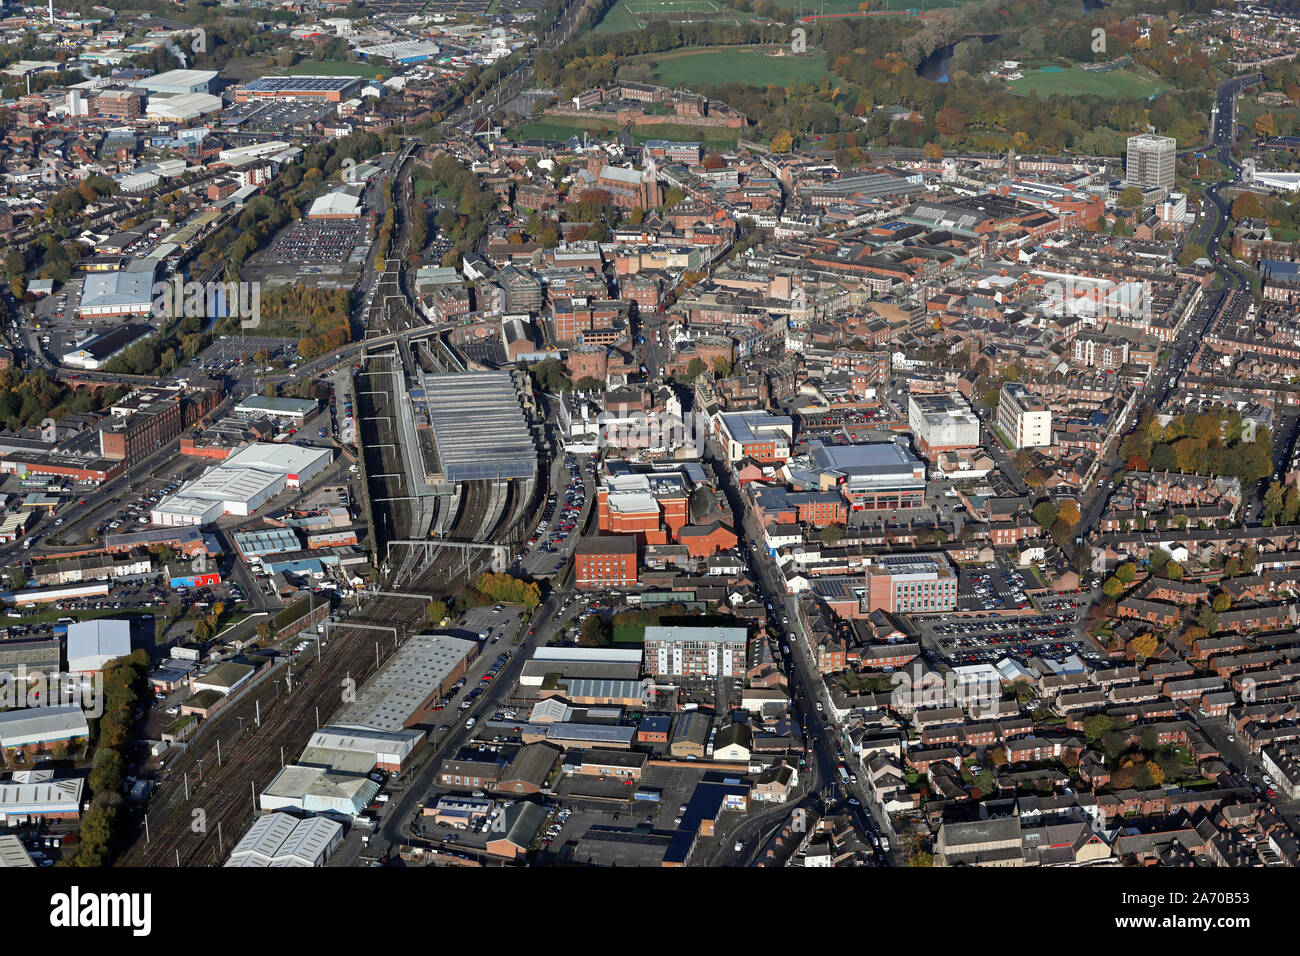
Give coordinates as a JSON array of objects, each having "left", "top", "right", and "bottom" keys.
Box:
[
  {"left": 596, "top": 0, "right": 970, "bottom": 31},
  {"left": 643, "top": 45, "right": 838, "bottom": 88},
  {"left": 1008, "top": 65, "right": 1168, "bottom": 99},
  {"left": 595, "top": 0, "right": 751, "bottom": 33}
]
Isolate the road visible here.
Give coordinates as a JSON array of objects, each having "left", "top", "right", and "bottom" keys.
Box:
[
  {"left": 703, "top": 437, "right": 897, "bottom": 865},
  {"left": 452, "top": 0, "right": 587, "bottom": 128},
  {"left": 1067, "top": 73, "right": 1263, "bottom": 553}
]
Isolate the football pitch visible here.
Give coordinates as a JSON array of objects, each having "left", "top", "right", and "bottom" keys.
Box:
[
  {"left": 644, "top": 45, "right": 837, "bottom": 88},
  {"left": 595, "top": 0, "right": 970, "bottom": 31},
  {"left": 595, "top": 0, "right": 750, "bottom": 33},
  {"left": 1008, "top": 65, "right": 1168, "bottom": 99}
]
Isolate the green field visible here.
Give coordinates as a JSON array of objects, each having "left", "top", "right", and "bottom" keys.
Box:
[
  {"left": 1008, "top": 65, "right": 1167, "bottom": 99},
  {"left": 596, "top": 0, "right": 749, "bottom": 33},
  {"left": 627, "top": 122, "right": 740, "bottom": 147},
  {"left": 769, "top": 0, "right": 969, "bottom": 11},
  {"left": 644, "top": 45, "right": 837, "bottom": 89},
  {"left": 596, "top": 0, "right": 970, "bottom": 31},
  {"left": 282, "top": 60, "right": 387, "bottom": 79},
  {"left": 512, "top": 118, "right": 622, "bottom": 142}
]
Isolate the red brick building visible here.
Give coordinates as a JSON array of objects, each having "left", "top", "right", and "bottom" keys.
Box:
[{"left": 574, "top": 535, "right": 638, "bottom": 589}]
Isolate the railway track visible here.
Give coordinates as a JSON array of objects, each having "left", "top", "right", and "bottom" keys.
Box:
[{"left": 116, "top": 476, "right": 508, "bottom": 866}]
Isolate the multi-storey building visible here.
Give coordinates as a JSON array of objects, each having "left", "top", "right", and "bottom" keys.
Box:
[
  {"left": 1125, "top": 132, "right": 1176, "bottom": 190},
  {"left": 713, "top": 410, "right": 793, "bottom": 463},
  {"left": 864, "top": 553, "right": 958, "bottom": 615},
  {"left": 574, "top": 535, "right": 638, "bottom": 589},
  {"left": 997, "top": 383, "right": 1052, "bottom": 449},
  {"left": 644, "top": 625, "right": 748, "bottom": 678},
  {"left": 907, "top": 392, "right": 981, "bottom": 457}
]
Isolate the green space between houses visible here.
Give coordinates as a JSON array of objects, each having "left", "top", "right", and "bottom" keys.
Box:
[{"left": 611, "top": 623, "right": 647, "bottom": 643}]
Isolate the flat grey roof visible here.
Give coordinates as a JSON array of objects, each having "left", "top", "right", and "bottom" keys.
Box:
[{"left": 421, "top": 370, "right": 536, "bottom": 482}]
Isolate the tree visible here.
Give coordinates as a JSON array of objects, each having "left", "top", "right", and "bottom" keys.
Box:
[
  {"left": 1057, "top": 500, "right": 1082, "bottom": 528},
  {"left": 1212, "top": 592, "right": 1231, "bottom": 613},
  {"left": 1119, "top": 185, "right": 1145, "bottom": 209},
  {"left": 819, "top": 525, "right": 845, "bottom": 546},
  {"left": 1102, "top": 576, "right": 1124, "bottom": 599},
  {"left": 1198, "top": 606, "right": 1219, "bottom": 633},
  {"left": 88, "top": 747, "right": 123, "bottom": 795},
  {"left": 922, "top": 141, "right": 943, "bottom": 160},
  {"left": 1131, "top": 633, "right": 1158, "bottom": 662},
  {"left": 1032, "top": 501, "right": 1058, "bottom": 529},
  {"left": 1263, "top": 480, "right": 1286, "bottom": 525},
  {"left": 934, "top": 107, "right": 967, "bottom": 139},
  {"left": 770, "top": 130, "right": 794, "bottom": 153},
  {"left": 1162, "top": 560, "right": 1184, "bottom": 580},
  {"left": 578, "top": 614, "right": 611, "bottom": 647},
  {"left": 1232, "top": 191, "right": 1265, "bottom": 221},
  {"left": 1115, "top": 562, "right": 1137, "bottom": 585},
  {"left": 424, "top": 599, "right": 450, "bottom": 625},
  {"left": 1084, "top": 713, "right": 1112, "bottom": 745}
]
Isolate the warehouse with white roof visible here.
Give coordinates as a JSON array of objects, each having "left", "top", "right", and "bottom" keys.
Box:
[
  {"left": 258, "top": 764, "right": 379, "bottom": 820},
  {"left": 330, "top": 632, "right": 477, "bottom": 734},
  {"left": 306, "top": 185, "right": 363, "bottom": 220},
  {"left": 66, "top": 619, "right": 132, "bottom": 673},
  {"left": 152, "top": 443, "right": 331, "bottom": 527},
  {"left": 299, "top": 726, "right": 425, "bottom": 774},
  {"left": 138, "top": 68, "right": 218, "bottom": 95},
  {"left": 225, "top": 811, "right": 342, "bottom": 866},
  {"left": 0, "top": 771, "right": 84, "bottom": 824},
  {"left": 145, "top": 92, "right": 223, "bottom": 122},
  {"left": 0, "top": 706, "right": 90, "bottom": 752}
]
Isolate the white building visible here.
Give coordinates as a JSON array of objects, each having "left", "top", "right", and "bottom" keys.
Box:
[
  {"left": 997, "top": 383, "right": 1052, "bottom": 449},
  {"left": 907, "top": 392, "right": 981, "bottom": 456},
  {"left": 259, "top": 764, "right": 379, "bottom": 820},
  {"left": 145, "top": 92, "right": 223, "bottom": 122},
  {"left": 152, "top": 443, "right": 331, "bottom": 527},
  {"left": 225, "top": 811, "right": 343, "bottom": 866},
  {"left": 0, "top": 771, "right": 84, "bottom": 825},
  {"left": 66, "top": 619, "right": 132, "bottom": 673},
  {"left": 0, "top": 707, "right": 90, "bottom": 751}
]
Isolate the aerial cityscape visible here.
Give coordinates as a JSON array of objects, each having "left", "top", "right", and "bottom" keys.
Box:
[{"left": 0, "top": 0, "right": 1293, "bottom": 899}]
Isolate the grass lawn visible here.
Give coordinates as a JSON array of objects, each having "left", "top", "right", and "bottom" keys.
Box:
[
  {"left": 597, "top": 0, "right": 973, "bottom": 29},
  {"left": 611, "top": 624, "right": 646, "bottom": 643},
  {"left": 282, "top": 60, "right": 387, "bottom": 79},
  {"left": 769, "top": 0, "right": 971, "bottom": 11},
  {"left": 1009, "top": 65, "right": 1167, "bottom": 99},
  {"left": 644, "top": 46, "right": 837, "bottom": 89},
  {"left": 595, "top": 0, "right": 748, "bottom": 33},
  {"left": 511, "top": 117, "right": 623, "bottom": 142},
  {"left": 627, "top": 122, "right": 740, "bottom": 148}
]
